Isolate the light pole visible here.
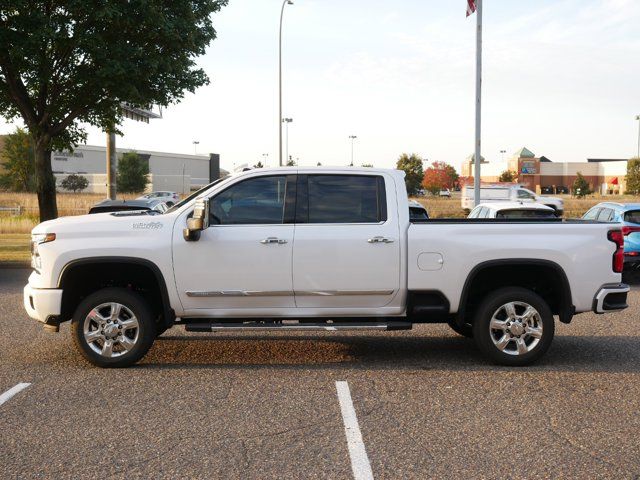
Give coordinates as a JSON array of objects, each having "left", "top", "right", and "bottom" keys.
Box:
[
  {"left": 349, "top": 135, "right": 357, "bottom": 166},
  {"left": 192, "top": 140, "right": 200, "bottom": 155},
  {"left": 283, "top": 118, "right": 293, "bottom": 165},
  {"left": 262, "top": 153, "right": 269, "bottom": 167},
  {"left": 500, "top": 149, "right": 506, "bottom": 162},
  {"left": 636, "top": 115, "right": 640, "bottom": 158},
  {"left": 279, "top": 0, "right": 294, "bottom": 166}
]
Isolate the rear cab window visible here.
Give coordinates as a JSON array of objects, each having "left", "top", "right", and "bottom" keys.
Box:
[{"left": 297, "top": 174, "right": 387, "bottom": 224}]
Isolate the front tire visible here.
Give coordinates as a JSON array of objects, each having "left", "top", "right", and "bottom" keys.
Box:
[
  {"left": 71, "top": 288, "right": 156, "bottom": 368},
  {"left": 472, "top": 287, "right": 554, "bottom": 366}
]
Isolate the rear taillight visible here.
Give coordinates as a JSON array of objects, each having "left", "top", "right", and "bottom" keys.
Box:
[
  {"left": 608, "top": 230, "right": 624, "bottom": 273},
  {"left": 622, "top": 225, "right": 640, "bottom": 236}
]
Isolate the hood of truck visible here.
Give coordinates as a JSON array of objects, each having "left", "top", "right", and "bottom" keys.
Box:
[{"left": 32, "top": 211, "right": 174, "bottom": 236}]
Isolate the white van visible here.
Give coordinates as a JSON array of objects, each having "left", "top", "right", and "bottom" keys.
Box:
[{"left": 461, "top": 184, "right": 564, "bottom": 215}]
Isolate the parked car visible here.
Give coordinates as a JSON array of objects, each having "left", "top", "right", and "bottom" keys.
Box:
[
  {"left": 582, "top": 202, "right": 640, "bottom": 268},
  {"left": 468, "top": 202, "right": 557, "bottom": 219},
  {"left": 408, "top": 200, "right": 429, "bottom": 220},
  {"left": 88, "top": 199, "right": 168, "bottom": 215},
  {"left": 138, "top": 191, "right": 180, "bottom": 206},
  {"left": 439, "top": 188, "right": 452, "bottom": 197},
  {"left": 462, "top": 184, "right": 564, "bottom": 216},
  {"left": 24, "top": 167, "right": 628, "bottom": 368}
]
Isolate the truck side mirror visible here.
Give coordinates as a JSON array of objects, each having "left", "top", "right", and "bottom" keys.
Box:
[{"left": 183, "top": 197, "right": 210, "bottom": 241}]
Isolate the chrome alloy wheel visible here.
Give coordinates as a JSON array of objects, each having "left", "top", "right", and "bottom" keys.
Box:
[
  {"left": 83, "top": 302, "right": 140, "bottom": 358},
  {"left": 488, "top": 301, "right": 543, "bottom": 356}
]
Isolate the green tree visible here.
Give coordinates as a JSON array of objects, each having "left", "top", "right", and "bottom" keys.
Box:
[
  {"left": 0, "top": 128, "right": 34, "bottom": 191},
  {"left": 253, "top": 161, "right": 264, "bottom": 168},
  {"left": 286, "top": 158, "right": 296, "bottom": 166},
  {"left": 396, "top": 153, "right": 424, "bottom": 195},
  {"left": 0, "top": 0, "right": 227, "bottom": 221},
  {"left": 626, "top": 158, "right": 640, "bottom": 195},
  {"left": 60, "top": 174, "right": 88, "bottom": 193},
  {"left": 498, "top": 170, "right": 517, "bottom": 183},
  {"left": 117, "top": 152, "right": 149, "bottom": 193},
  {"left": 572, "top": 172, "right": 592, "bottom": 198}
]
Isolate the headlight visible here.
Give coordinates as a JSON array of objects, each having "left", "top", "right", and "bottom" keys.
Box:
[{"left": 31, "top": 233, "right": 56, "bottom": 271}]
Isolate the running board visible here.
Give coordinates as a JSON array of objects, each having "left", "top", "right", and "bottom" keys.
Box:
[{"left": 184, "top": 321, "right": 412, "bottom": 333}]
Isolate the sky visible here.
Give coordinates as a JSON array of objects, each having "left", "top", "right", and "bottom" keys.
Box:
[{"left": 1, "top": 0, "right": 640, "bottom": 173}]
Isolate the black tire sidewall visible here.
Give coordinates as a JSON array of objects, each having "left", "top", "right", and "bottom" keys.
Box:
[
  {"left": 472, "top": 287, "right": 555, "bottom": 366},
  {"left": 447, "top": 319, "right": 474, "bottom": 338},
  {"left": 71, "top": 288, "right": 156, "bottom": 368}
]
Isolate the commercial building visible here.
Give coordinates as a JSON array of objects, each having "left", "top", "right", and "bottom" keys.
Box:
[
  {"left": 461, "top": 147, "right": 628, "bottom": 194},
  {"left": 0, "top": 135, "right": 227, "bottom": 194}
]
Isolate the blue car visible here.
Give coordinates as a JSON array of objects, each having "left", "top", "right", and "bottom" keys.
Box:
[{"left": 582, "top": 202, "right": 640, "bottom": 268}]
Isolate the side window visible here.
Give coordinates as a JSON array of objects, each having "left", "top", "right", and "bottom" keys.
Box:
[
  {"left": 583, "top": 208, "right": 600, "bottom": 220},
  {"left": 306, "top": 175, "right": 386, "bottom": 224},
  {"left": 597, "top": 208, "right": 613, "bottom": 222},
  {"left": 210, "top": 175, "right": 288, "bottom": 225},
  {"left": 517, "top": 189, "right": 534, "bottom": 199}
]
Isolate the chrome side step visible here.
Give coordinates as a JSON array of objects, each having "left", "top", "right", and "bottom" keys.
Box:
[{"left": 184, "top": 321, "right": 412, "bottom": 333}]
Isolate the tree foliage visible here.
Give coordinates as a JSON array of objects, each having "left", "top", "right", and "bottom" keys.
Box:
[
  {"left": 498, "top": 170, "right": 517, "bottom": 183},
  {"left": 626, "top": 158, "right": 640, "bottom": 195},
  {"left": 572, "top": 172, "right": 592, "bottom": 198},
  {"left": 117, "top": 152, "right": 149, "bottom": 193},
  {"left": 253, "top": 161, "right": 264, "bottom": 168},
  {"left": 0, "top": 128, "right": 34, "bottom": 191},
  {"left": 0, "top": 0, "right": 228, "bottom": 220},
  {"left": 286, "top": 158, "right": 296, "bottom": 166},
  {"left": 60, "top": 173, "right": 88, "bottom": 193},
  {"left": 422, "top": 161, "right": 458, "bottom": 195},
  {"left": 396, "top": 153, "right": 424, "bottom": 195}
]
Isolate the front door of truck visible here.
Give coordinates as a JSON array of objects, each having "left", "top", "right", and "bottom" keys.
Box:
[
  {"left": 173, "top": 174, "right": 296, "bottom": 313},
  {"left": 292, "top": 173, "right": 401, "bottom": 309}
]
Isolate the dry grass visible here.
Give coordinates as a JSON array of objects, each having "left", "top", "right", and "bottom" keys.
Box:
[
  {"left": 0, "top": 191, "right": 140, "bottom": 234},
  {"left": 0, "top": 233, "right": 30, "bottom": 264}
]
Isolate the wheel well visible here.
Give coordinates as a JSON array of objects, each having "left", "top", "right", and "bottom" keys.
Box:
[
  {"left": 58, "top": 260, "right": 173, "bottom": 328},
  {"left": 460, "top": 261, "right": 573, "bottom": 323}
]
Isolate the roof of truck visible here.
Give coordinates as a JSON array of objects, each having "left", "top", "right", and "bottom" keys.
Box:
[{"left": 474, "top": 202, "right": 554, "bottom": 212}]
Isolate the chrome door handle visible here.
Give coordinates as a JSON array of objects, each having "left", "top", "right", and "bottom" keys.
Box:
[
  {"left": 261, "top": 237, "right": 287, "bottom": 245},
  {"left": 368, "top": 236, "right": 394, "bottom": 244}
]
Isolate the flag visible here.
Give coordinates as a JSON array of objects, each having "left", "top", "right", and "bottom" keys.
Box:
[{"left": 466, "top": 0, "right": 476, "bottom": 17}]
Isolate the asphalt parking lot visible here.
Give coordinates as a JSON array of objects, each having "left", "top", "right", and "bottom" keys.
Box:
[{"left": 2, "top": 269, "right": 640, "bottom": 479}]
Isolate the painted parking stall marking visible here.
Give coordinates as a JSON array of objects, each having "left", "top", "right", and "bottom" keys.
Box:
[
  {"left": 0, "top": 383, "right": 31, "bottom": 406},
  {"left": 336, "top": 381, "right": 374, "bottom": 480}
]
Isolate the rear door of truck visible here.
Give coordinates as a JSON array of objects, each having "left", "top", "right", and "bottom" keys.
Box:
[{"left": 292, "top": 172, "right": 401, "bottom": 308}]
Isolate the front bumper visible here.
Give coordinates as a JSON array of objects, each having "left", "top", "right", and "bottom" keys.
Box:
[
  {"left": 592, "top": 283, "right": 630, "bottom": 314},
  {"left": 23, "top": 283, "right": 63, "bottom": 323}
]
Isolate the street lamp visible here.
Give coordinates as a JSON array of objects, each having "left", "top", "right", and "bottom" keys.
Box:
[
  {"left": 349, "top": 135, "right": 357, "bottom": 166},
  {"left": 192, "top": 140, "right": 200, "bottom": 155},
  {"left": 500, "top": 149, "right": 506, "bottom": 162},
  {"left": 279, "top": 0, "right": 294, "bottom": 167},
  {"left": 636, "top": 115, "right": 640, "bottom": 158},
  {"left": 283, "top": 118, "right": 293, "bottom": 166}
]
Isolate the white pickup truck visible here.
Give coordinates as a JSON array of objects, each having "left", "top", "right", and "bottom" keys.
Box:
[{"left": 24, "top": 167, "right": 629, "bottom": 368}]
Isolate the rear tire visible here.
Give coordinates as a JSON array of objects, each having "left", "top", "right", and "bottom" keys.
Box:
[
  {"left": 71, "top": 288, "right": 156, "bottom": 368},
  {"left": 447, "top": 318, "right": 474, "bottom": 338},
  {"left": 472, "top": 287, "right": 554, "bottom": 366}
]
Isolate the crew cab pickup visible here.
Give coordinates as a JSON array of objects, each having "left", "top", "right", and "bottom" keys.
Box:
[{"left": 24, "top": 167, "right": 629, "bottom": 367}]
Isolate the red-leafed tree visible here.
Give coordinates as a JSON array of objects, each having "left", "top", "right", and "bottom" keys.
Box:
[{"left": 422, "top": 161, "right": 459, "bottom": 194}]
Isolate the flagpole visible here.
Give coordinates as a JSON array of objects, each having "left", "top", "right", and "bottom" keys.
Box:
[{"left": 473, "top": 0, "right": 483, "bottom": 207}]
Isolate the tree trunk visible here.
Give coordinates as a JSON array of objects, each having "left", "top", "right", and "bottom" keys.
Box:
[{"left": 33, "top": 136, "right": 58, "bottom": 222}]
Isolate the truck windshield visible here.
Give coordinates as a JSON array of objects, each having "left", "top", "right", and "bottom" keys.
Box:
[
  {"left": 165, "top": 178, "right": 226, "bottom": 214},
  {"left": 496, "top": 209, "right": 556, "bottom": 219}
]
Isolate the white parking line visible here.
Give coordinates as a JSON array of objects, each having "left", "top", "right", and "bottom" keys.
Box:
[
  {"left": 335, "top": 381, "right": 374, "bottom": 480},
  {"left": 0, "top": 383, "right": 31, "bottom": 406}
]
